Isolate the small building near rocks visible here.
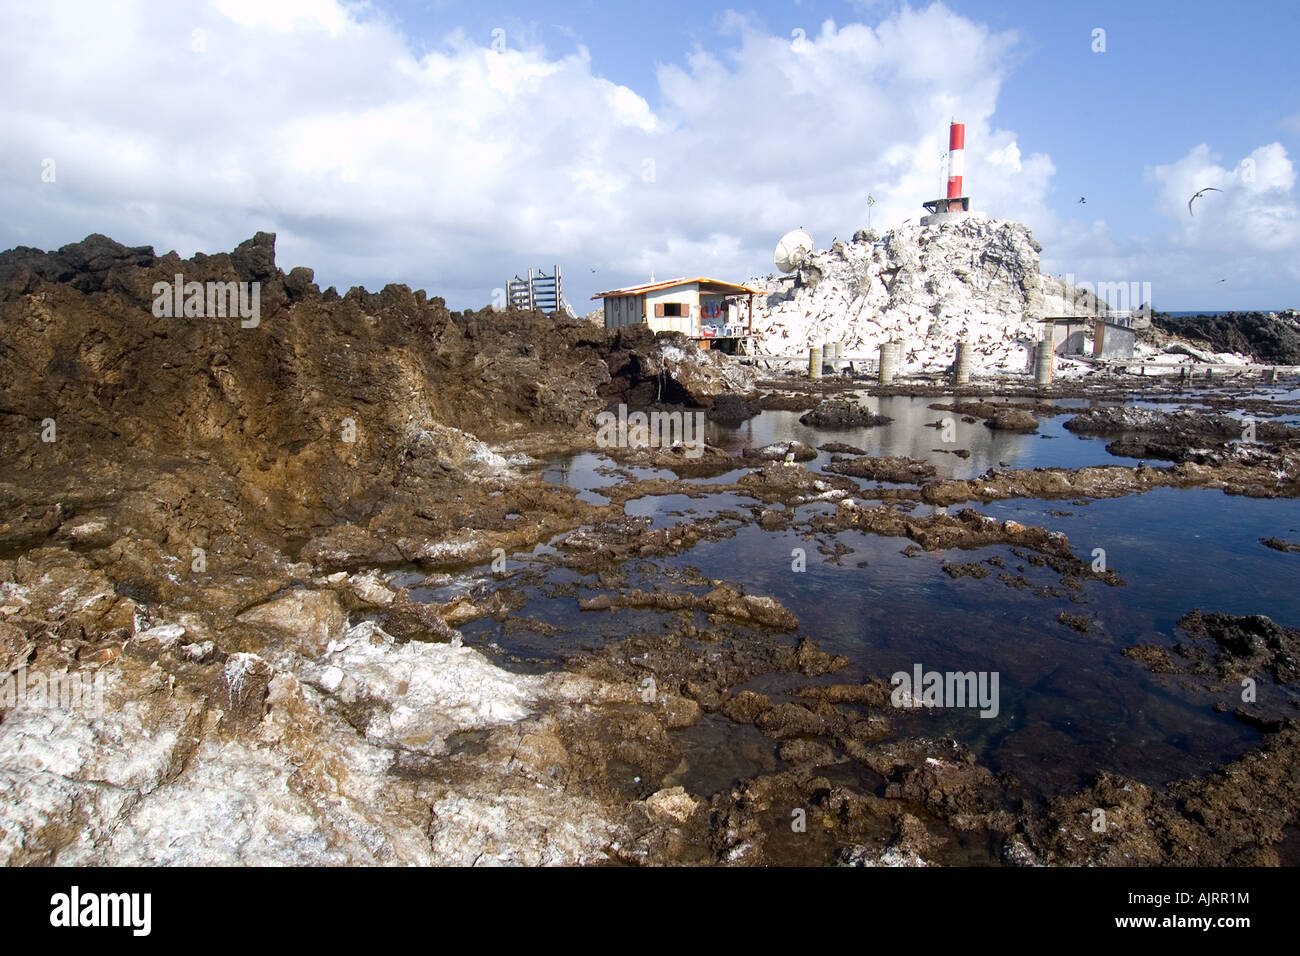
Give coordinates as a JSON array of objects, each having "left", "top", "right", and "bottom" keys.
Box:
[{"left": 594, "top": 277, "right": 761, "bottom": 342}]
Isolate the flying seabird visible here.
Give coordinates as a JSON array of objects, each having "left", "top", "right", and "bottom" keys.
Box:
[
  {"left": 1188, "top": 187, "right": 1222, "bottom": 216},
  {"left": 1077, "top": 197, "right": 1086, "bottom": 204}
]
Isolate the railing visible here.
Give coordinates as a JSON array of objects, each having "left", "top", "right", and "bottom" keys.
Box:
[{"left": 507, "top": 266, "right": 568, "bottom": 314}]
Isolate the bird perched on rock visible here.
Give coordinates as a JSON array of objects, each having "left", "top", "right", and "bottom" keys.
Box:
[{"left": 1188, "top": 186, "right": 1221, "bottom": 216}]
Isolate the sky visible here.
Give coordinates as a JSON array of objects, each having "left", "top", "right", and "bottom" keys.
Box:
[{"left": 1, "top": 0, "right": 1297, "bottom": 312}]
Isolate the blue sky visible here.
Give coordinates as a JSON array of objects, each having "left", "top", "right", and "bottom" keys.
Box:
[
  {"left": 381, "top": 0, "right": 1299, "bottom": 268},
  {"left": 2, "top": 0, "right": 1297, "bottom": 310}
]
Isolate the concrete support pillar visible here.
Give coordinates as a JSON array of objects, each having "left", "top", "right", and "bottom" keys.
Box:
[
  {"left": 878, "top": 342, "right": 899, "bottom": 384},
  {"left": 1034, "top": 339, "right": 1053, "bottom": 387},
  {"left": 1264, "top": 367, "right": 1277, "bottom": 384},
  {"left": 808, "top": 345, "right": 823, "bottom": 380},
  {"left": 953, "top": 341, "right": 971, "bottom": 385}
]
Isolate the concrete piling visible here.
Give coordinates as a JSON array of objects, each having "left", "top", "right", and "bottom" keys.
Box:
[
  {"left": 808, "top": 345, "right": 823, "bottom": 380},
  {"left": 878, "top": 341, "right": 900, "bottom": 384},
  {"left": 953, "top": 341, "right": 971, "bottom": 385},
  {"left": 1033, "top": 340, "right": 1053, "bottom": 387}
]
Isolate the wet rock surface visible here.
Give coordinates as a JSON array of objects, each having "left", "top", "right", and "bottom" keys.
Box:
[
  {"left": 799, "top": 399, "right": 893, "bottom": 428},
  {"left": 824, "top": 455, "right": 937, "bottom": 483},
  {"left": 3, "top": 232, "right": 1299, "bottom": 867}
]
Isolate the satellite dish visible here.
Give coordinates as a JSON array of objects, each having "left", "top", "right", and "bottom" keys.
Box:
[{"left": 774, "top": 229, "right": 814, "bottom": 273}]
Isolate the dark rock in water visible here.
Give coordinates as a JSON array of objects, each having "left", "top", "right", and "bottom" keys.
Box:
[
  {"left": 1176, "top": 609, "right": 1300, "bottom": 684},
  {"left": 707, "top": 393, "right": 761, "bottom": 425},
  {"left": 794, "top": 636, "right": 849, "bottom": 676},
  {"left": 983, "top": 409, "right": 1039, "bottom": 431},
  {"left": 1067, "top": 406, "right": 1236, "bottom": 438},
  {"left": 1068, "top": 408, "right": 1298, "bottom": 462},
  {"left": 824, "top": 455, "right": 936, "bottom": 483},
  {"left": 818, "top": 441, "right": 866, "bottom": 455},
  {"left": 721, "top": 690, "right": 772, "bottom": 724},
  {"left": 799, "top": 399, "right": 892, "bottom": 428},
  {"left": 1058, "top": 611, "right": 1092, "bottom": 634},
  {"left": 1152, "top": 310, "right": 1300, "bottom": 365},
  {"left": 741, "top": 440, "right": 817, "bottom": 462},
  {"left": 1105, "top": 438, "right": 1189, "bottom": 462},
  {"left": 943, "top": 561, "right": 990, "bottom": 579},
  {"left": 1261, "top": 537, "right": 1300, "bottom": 553},
  {"left": 1122, "top": 644, "right": 1180, "bottom": 673}
]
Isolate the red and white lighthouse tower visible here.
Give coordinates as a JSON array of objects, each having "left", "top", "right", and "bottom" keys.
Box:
[
  {"left": 922, "top": 118, "right": 973, "bottom": 223},
  {"left": 946, "top": 120, "right": 965, "bottom": 202}
]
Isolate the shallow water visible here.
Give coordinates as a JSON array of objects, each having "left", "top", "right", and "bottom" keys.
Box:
[{"left": 465, "top": 389, "right": 1300, "bottom": 795}]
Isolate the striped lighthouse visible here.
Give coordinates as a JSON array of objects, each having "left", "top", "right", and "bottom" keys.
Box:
[
  {"left": 946, "top": 119, "right": 965, "bottom": 202},
  {"left": 921, "top": 118, "right": 975, "bottom": 224}
]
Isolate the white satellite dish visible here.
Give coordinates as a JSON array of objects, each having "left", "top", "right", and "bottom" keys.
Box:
[{"left": 774, "top": 228, "right": 814, "bottom": 273}]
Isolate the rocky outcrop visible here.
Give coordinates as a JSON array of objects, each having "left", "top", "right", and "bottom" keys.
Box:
[
  {"left": 603, "top": 326, "right": 756, "bottom": 406},
  {"left": 747, "top": 216, "right": 1107, "bottom": 373},
  {"left": 1151, "top": 310, "right": 1300, "bottom": 365}
]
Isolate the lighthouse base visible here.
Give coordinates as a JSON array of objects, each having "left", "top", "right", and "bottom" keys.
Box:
[{"left": 920, "top": 210, "right": 985, "bottom": 227}]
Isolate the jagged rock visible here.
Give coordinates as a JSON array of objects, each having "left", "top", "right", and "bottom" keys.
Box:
[
  {"left": 644, "top": 786, "right": 702, "bottom": 824},
  {"left": 607, "top": 327, "right": 756, "bottom": 405},
  {"left": 219, "top": 652, "right": 274, "bottom": 732},
  {"left": 236, "top": 590, "right": 347, "bottom": 655},
  {"left": 230, "top": 231, "right": 278, "bottom": 282},
  {"left": 747, "top": 216, "right": 1111, "bottom": 373}
]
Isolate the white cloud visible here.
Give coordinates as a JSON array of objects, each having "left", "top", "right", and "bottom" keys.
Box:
[{"left": 0, "top": 1, "right": 1293, "bottom": 311}]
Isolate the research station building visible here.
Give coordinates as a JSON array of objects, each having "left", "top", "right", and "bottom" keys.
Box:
[{"left": 594, "top": 277, "right": 760, "bottom": 340}]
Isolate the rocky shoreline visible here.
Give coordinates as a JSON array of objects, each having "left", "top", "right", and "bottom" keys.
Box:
[{"left": 2, "top": 234, "right": 1298, "bottom": 866}]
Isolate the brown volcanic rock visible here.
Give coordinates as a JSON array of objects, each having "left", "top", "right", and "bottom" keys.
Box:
[{"left": 0, "top": 232, "right": 625, "bottom": 531}]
